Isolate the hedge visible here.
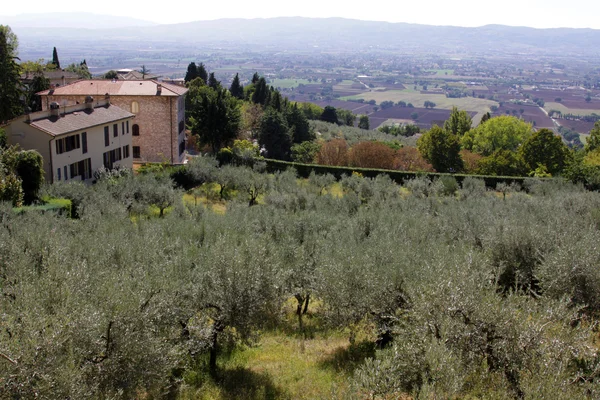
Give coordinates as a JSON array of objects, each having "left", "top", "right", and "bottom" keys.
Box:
[{"left": 263, "top": 159, "right": 531, "bottom": 189}]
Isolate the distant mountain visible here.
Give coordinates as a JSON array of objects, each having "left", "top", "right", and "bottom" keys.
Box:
[
  {"left": 4, "top": 16, "right": 600, "bottom": 56},
  {"left": 0, "top": 12, "right": 157, "bottom": 29}
]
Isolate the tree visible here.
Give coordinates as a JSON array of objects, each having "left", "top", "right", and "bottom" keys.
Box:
[
  {"left": 417, "top": 126, "right": 463, "bottom": 173},
  {"left": 461, "top": 115, "right": 532, "bottom": 156},
  {"left": 286, "top": 104, "right": 313, "bottom": 143},
  {"left": 476, "top": 149, "right": 525, "bottom": 176},
  {"left": 317, "top": 138, "right": 348, "bottom": 166},
  {"left": 424, "top": 100, "right": 436, "bottom": 109},
  {"left": 196, "top": 63, "right": 208, "bottom": 82},
  {"left": 393, "top": 147, "right": 433, "bottom": 172},
  {"left": 27, "top": 73, "right": 50, "bottom": 112},
  {"left": 229, "top": 73, "right": 244, "bottom": 99},
  {"left": 444, "top": 107, "right": 472, "bottom": 136},
  {"left": 207, "top": 72, "right": 220, "bottom": 90},
  {"left": 189, "top": 86, "right": 241, "bottom": 153},
  {"left": 358, "top": 115, "right": 370, "bottom": 130},
  {"left": 184, "top": 62, "right": 198, "bottom": 83},
  {"left": 52, "top": 47, "right": 60, "bottom": 69},
  {"left": 320, "top": 106, "right": 338, "bottom": 124},
  {"left": 585, "top": 121, "right": 600, "bottom": 153},
  {"left": 139, "top": 65, "right": 150, "bottom": 79},
  {"left": 64, "top": 61, "right": 91, "bottom": 79},
  {"left": 519, "top": 128, "right": 569, "bottom": 175},
  {"left": 0, "top": 25, "right": 23, "bottom": 123},
  {"left": 251, "top": 77, "right": 269, "bottom": 106},
  {"left": 480, "top": 112, "right": 492, "bottom": 124},
  {"left": 103, "top": 70, "right": 118, "bottom": 80},
  {"left": 258, "top": 109, "right": 292, "bottom": 160},
  {"left": 348, "top": 141, "right": 395, "bottom": 169},
  {"left": 291, "top": 141, "right": 321, "bottom": 163},
  {"left": 251, "top": 72, "right": 260, "bottom": 84}
]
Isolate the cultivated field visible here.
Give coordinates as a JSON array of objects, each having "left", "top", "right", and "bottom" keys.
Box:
[
  {"left": 341, "top": 90, "right": 497, "bottom": 124},
  {"left": 367, "top": 106, "right": 476, "bottom": 130},
  {"left": 545, "top": 101, "right": 600, "bottom": 116},
  {"left": 270, "top": 79, "right": 311, "bottom": 89},
  {"left": 493, "top": 104, "right": 555, "bottom": 129}
]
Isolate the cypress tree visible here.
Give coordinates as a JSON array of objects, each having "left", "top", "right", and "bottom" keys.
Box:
[
  {"left": 0, "top": 26, "right": 23, "bottom": 123},
  {"left": 229, "top": 73, "right": 244, "bottom": 99},
  {"left": 184, "top": 62, "right": 198, "bottom": 83},
  {"left": 251, "top": 72, "right": 260, "bottom": 84},
  {"left": 52, "top": 46, "right": 60, "bottom": 69},
  {"left": 208, "top": 72, "right": 220, "bottom": 90},
  {"left": 197, "top": 63, "right": 208, "bottom": 83}
]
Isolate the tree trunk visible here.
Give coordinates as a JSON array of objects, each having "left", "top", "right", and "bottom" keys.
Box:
[
  {"left": 209, "top": 328, "right": 218, "bottom": 377},
  {"left": 302, "top": 293, "right": 310, "bottom": 315}
]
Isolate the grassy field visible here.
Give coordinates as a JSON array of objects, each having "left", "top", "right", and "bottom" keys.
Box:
[
  {"left": 544, "top": 101, "right": 600, "bottom": 115},
  {"left": 342, "top": 90, "right": 497, "bottom": 123},
  {"left": 425, "top": 69, "right": 454, "bottom": 76},
  {"left": 177, "top": 300, "right": 373, "bottom": 400},
  {"left": 270, "top": 79, "right": 312, "bottom": 89}
]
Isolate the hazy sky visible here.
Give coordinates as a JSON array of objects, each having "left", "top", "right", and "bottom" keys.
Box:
[{"left": 2, "top": 0, "right": 599, "bottom": 29}]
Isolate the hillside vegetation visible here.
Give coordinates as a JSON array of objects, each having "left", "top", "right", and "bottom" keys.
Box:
[{"left": 2, "top": 160, "right": 600, "bottom": 399}]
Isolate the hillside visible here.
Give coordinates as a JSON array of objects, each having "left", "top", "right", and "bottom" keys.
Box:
[{"left": 4, "top": 15, "right": 600, "bottom": 56}]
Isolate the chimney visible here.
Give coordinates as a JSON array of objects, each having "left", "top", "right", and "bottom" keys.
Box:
[
  {"left": 85, "top": 96, "right": 94, "bottom": 111},
  {"left": 157, "top": 83, "right": 162, "bottom": 95},
  {"left": 50, "top": 102, "right": 60, "bottom": 117}
]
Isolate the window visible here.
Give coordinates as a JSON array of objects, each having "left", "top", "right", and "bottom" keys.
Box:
[
  {"left": 133, "top": 146, "right": 141, "bottom": 159},
  {"left": 103, "top": 148, "right": 122, "bottom": 170},
  {"left": 132, "top": 124, "right": 139, "bottom": 136},
  {"left": 104, "top": 126, "right": 109, "bottom": 146},
  {"left": 126, "top": 121, "right": 129, "bottom": 134},
  {"left": 123, "top": 145, "right": 130, "bottom": 159},
  {"left": 179, "top": 120, "right": 185, "bottom": 133},
  {"left": 57, "top": 167, "right": 61, "bottom": 181},
  {"left": 55, "top": 134, "right": 80, "bottom": 155},
  {"left": 113, "top": 123, "right": 118, "bottom": 137},
  {"left": 131, "top": 101, "right": 139, "bottom": 114},
  {"left": 179, "top": 140, "right": 185, "bottom": 155},
  {"left": 82, "top": 132, "right": 87, "bottom": 154},
  {"left": 64, "top": 166, "right": 68, "bottom": 181},
  {"left": 69, "top": 158, "right": 92, "bottom": 180}
]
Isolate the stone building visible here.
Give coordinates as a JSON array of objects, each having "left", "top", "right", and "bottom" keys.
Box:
[{"left": 38, "top": 80, "right": 188, "bottom": 163}]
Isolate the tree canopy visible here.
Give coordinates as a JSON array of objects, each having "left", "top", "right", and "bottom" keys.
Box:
[
  {"left": 519, "top": 128, "right": 569, "bottom": 175},
  {"left": 461, "top": 116, "right": 532, "bottom": 156},
  {"left": 0, "top": 25, "right": 23, "bottom": 123},
  {"left": 444, "top": 106, "right": 472, "bottom": 136},
  {"left": 417, "top": 125, "right": 464, "bottom": 173}
]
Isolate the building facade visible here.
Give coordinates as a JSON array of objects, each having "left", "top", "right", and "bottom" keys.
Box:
[
  {"left": 38, "top": 80, "right": 188, "bottom": 164},
  {"left": 5, "top": 98, "right": 134, "bottom": 183}
]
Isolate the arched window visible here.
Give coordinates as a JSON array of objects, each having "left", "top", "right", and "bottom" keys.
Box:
[
  {"left": 132, "top": 124, "right": 140, "bottom": 136},
  {"left": 131, "top": 101, "right": 139, "bottom": 114}
]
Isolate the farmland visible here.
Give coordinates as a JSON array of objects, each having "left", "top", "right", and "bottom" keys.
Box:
[{"left": 341, "top": 90, "right": 497, "bottom": 123}]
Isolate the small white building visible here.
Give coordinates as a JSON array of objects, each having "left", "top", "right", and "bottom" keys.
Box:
[{"left": 5, "top": 97, "right": 134, "bottom": 183}]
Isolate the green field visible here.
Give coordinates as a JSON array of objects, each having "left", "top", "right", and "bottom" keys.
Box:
[
  {"left": 270, "top": 79, "right": 311, "bottom": 89},
  {"left": 544, "top": 102, "right": 600, "bottom": 116},
  {"left": 426, "top": 69, "right": 454, "bottom": 76},
  {"left": 341, "top": 89, "right": 497, "bottom": 115}
]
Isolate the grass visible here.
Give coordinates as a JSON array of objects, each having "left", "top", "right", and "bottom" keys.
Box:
[
  {"left": 341, "top": 89, "right": 497, "bottom": 114},
  {"left": 425, "top": 69, "right": 454, "bottom": 76},
  {"left": 544, "top": 102, "right": 600, "bottom": 116},
  {"left": 270, "top": 79, "right": 311, "bottom": 89},
  {"left": 177, "top": 299, "right": 379, "bottom": 400}
]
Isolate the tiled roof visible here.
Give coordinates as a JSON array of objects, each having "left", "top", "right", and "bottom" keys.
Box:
[
  {"left": 30, "top": 104, "right": 134, "bottom": 137},
  {"left": 38, "top": 79, "right": 188, "bottom": 97}
]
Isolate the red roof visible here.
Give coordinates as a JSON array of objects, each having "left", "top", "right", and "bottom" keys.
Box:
[{"left": 38, "top": 79, "right": 188, "bottom": 97}]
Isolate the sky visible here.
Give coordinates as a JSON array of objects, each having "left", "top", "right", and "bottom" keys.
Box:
[{"left": 1, "top": 0, "right": 599, "bottom": 29}]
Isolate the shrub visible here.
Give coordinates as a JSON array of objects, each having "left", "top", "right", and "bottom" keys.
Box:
[
  {"left": 317, "top": 139, "right": 349, "bottom": 166},
  {"left": 348, "top": 141, "right": 395, "bottom": 170}
]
